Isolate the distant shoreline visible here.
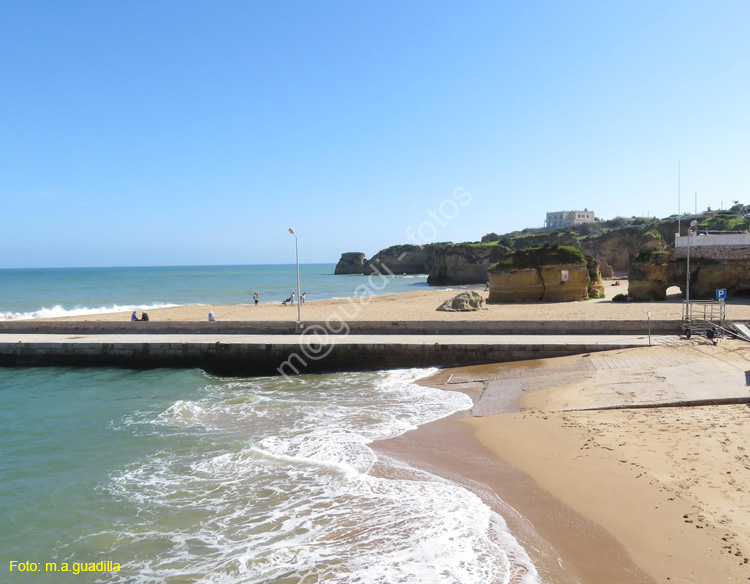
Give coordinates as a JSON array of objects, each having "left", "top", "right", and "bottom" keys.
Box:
[{"left": 28, "top": 281, "right": 750, "bottom": 324}]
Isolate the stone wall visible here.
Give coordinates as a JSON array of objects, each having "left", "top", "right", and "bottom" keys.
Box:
[
  {"left": 0, "top": 335, "right": 668, "bottom": 376},
  {"left": 675, "top": 245, "right": 750, "bottom": 261}
]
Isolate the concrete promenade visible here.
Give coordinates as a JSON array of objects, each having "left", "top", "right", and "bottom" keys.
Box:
[{"left": 0, "top": 330, "right": 676, "bottom": 376}]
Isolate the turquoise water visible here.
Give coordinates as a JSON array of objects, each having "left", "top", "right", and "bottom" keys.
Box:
[
  {"left": 0, "top": 266, "right": 541, "bottom": 583},
  {"left": 0, "top": 264, "right": 430, "bottom": 320},
  {"left": 0, "top": 367, "right": 539, "bottom": 584}
]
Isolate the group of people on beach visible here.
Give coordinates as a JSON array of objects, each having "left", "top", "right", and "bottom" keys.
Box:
[
  {"left": 129, "top": 288, "right": 307, "bottom": 323},
  {"left": 281, "top": 292, "right": 305, "bottom": 306}
]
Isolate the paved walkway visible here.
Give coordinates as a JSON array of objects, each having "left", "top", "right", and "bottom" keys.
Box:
[
  {"left": 444, "top": 341, "right": 750, "bottom": 414},
  {"left": 0, "top": 333, "right": 677, "bottom": 346}
]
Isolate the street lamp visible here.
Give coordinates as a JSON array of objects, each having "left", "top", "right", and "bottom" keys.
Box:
[{"left": 288, "top": 228, "right": 301, "bottom": 326}]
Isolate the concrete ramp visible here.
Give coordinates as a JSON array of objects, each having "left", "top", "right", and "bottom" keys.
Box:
[{"left": 730, "top": 322, "right": 750, "bottom": 342}]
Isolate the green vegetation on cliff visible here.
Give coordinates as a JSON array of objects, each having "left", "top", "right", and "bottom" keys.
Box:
[{"left": 489, "top": 245, "right": 586, "bottom": 272}]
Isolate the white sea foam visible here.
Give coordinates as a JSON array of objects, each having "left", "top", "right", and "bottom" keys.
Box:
[
  {"left": 96, "top": 369, "right": 541, "bottom": 584},
  {"left": 0, "top": 302, "right": 181, "bottom": 320}
]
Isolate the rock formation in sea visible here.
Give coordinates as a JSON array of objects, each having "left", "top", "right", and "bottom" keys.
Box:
[
  {"left": 334, "top": 252, "right": 366, "bottom": 275},
  {"left": 488, "top": 246, "right": 602, "bottom": 302}
]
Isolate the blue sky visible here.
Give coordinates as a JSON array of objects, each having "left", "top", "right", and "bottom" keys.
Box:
[{"left": 2, "top": 1, "right": 749, "bottom": 268}]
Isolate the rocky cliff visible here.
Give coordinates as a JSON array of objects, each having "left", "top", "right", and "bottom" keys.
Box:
[
  {"left": 488, "top": 246, "right": 599, "bottom": 302},
  {"left": 362, "top": 244, "right": 440, "bottom": 275},
  {"left": 334, "top": 252, "right": 366, "bottom": 275},
  {"left": 338, "top": 214, "right": 749, "bottom": 287},
  {"left": 427, "top": 244, "right": 509, "bottom": 286},
  {"left": 579, "top": 226, "right": 648, "bottom": 273},
  {"left": 631, "top": 255, "right": 750, "bottom": 301},
  {"left": 626, "top": 233, "right": 673, "bottom": 301},
  {"left": 627, "top": 227, "right": 750, "bottom": 300}
]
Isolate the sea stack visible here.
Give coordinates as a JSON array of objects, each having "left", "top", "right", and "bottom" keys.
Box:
[{"left": 334, "top": 252, "right": 366, "bottom": 275}]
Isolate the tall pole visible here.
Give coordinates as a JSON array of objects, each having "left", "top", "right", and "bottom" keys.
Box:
[
  {"left": 686, "top": 226, "right": 691, "bottom": 305},
  {"left": 686, "top": 220, "right": 697, "bottom": 308},
  {"left": 678, "top": 161, "right": 681, "bottom": 236},
  {"left": 289, "top": 228, "right": 301, "bottom": 326}
]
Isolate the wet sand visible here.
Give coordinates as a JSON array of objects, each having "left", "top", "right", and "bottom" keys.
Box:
[{"left": 376, "top": 343, "right": 750, "bottom": 583}]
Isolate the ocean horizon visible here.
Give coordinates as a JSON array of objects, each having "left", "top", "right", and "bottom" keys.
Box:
[{"left": 0, "top": 263, "right": 436, "bottom": 321}]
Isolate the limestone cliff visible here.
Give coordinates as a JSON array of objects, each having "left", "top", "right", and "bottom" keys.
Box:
[
  {"left": 340, "top": 214, "right": 749, "bottom": 287},
  {"left": 334, "top": 252, "right": 366, "bottom": 275},
  {"left": 627, "top": 226, "right": 750, "bottom": 300},
  {"left": 362, "top": 244, "right": 440, "bottom": 275},
  {"left": 631, "top": 256, "right": 750, "bottom": 301},
  {"left": 678, "top": 259, "right": 750, "bottom": 299},
  {"left": 579, "top": 226, "right": 647, "bottom": 273},
  {"left": 488, "top": 246, "right": 598, "bottom": 302},
  {"left": 627, "top": 233, "right": 673, "bottom": 301},
  {"left": 587, "top": 256, "right": 605, "bottom": 298},
  {"left": 427, "top": 244, "right": 509, "bottom": 286}
]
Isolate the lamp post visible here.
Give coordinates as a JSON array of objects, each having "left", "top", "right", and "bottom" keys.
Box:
[{"left": 288, "top": 228, "right": 301, "bottom": 326}]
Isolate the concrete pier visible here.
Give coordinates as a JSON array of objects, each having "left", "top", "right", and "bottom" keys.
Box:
[{"left": 0, "top": 331, "right": 673, "bottom": 376}]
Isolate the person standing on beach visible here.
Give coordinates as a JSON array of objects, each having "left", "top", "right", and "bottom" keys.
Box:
[
  {"left": 300, "top": 292, "right": 306, "bottom": 304},
  {"left": 253, "top": 292, "right": 259, "bottom": 306},
  {"left": 290, "top": 292, "right": 295, "bottom": 305}
]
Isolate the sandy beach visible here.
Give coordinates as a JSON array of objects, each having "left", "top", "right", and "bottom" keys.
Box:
[
  {"left": 42, "top": 280, "right": 750, "bottom": 581},
  {"left": 377, "top": 342, "right": 750, "bottom": 583},
  {"left": 45, "top": 280, "right": 750, "bottom": 323}
]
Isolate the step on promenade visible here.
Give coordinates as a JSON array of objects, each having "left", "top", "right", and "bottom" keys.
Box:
[{"left": 0, "top": 318, "right": 681, "bottom": 376}]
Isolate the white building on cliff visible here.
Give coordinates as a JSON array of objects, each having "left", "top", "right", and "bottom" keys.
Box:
[{"left": 545, "top": 209, "right": 595, "bottom": 229}]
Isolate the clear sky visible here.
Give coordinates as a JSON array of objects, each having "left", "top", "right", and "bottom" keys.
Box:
[{"left": 2, "top": 1, "right": 749, "bottom": 268}]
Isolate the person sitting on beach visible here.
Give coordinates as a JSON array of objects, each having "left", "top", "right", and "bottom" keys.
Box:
[
  {"left": 208, "top": 311, "right": 215, "bottom": 322},
  {"left": 131, "top": 311, "right": 139, "bottom": 321},
  {"left": 141, "top": 312, "right": 150, "bottom": 321}
]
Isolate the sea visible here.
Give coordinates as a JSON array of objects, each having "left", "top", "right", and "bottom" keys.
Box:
[{"left": 0, "top": 265, "right": 540, "bottom": 584}]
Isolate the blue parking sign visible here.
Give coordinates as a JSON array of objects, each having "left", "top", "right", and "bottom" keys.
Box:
[{"left": 717, "top": 288, "right": 727, "bottom": 300}]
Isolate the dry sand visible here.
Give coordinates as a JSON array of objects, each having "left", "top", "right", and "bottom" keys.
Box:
[
  {"left": 47, "top": 280, "right": 750, "bottom": 323},
  {"left": 377, "top": 343, "right": 750, "bottom": 583}
]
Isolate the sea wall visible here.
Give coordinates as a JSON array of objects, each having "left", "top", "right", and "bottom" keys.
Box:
[
  {"left": 674, "top": 245, "right": 750, "bottom": 260},
  {"left": 0, "top": 336, "right": 659, "bottom": 377}
]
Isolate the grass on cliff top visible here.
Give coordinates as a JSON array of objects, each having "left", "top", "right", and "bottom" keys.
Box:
[{"left": 489, "top": 245, "right": 586, "bottom": 272}]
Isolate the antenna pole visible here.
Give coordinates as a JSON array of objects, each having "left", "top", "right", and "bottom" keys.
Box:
[{"left": 678, "top": 161, "right": 681, "bottom": 235}]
